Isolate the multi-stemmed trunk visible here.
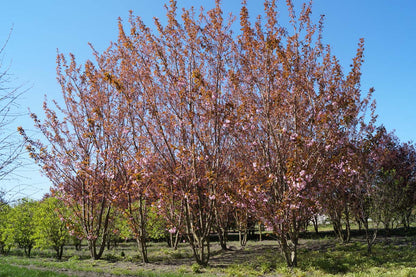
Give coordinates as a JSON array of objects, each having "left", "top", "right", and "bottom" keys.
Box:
[
  {"left": 23, "top": 244, "right": 33, "bottom": 258},
  {"left": 55, "top": 245, "right": 64, "bottom": 260},
  {"left": 214, "top": 205, "right": 231, "bottom": 250},
  {"left": 137, "top": 237, "right": 149, "bottom": 263},
  {"left": 184, "top": 198, "right": 213, "bottom": 266},
  {"left": 331, "top": 206, "right": 351, "bottom": 243},
  {"left": 361, "top": 217, "right": 378, "bottom": 254},
  {"left": 189, "top": 236, "right": 210, "bottom": 267},
  {"left": 235, "top": 209, "right": 249, "bottom": 249},
  {"left": 280, "top": 230, "right": 299, "bottom": 268},
  {"left": 85, "top": 202, "right": 112, "bottom": 260},
  {"left": 216, "top": 224, "right": 228, "bottom": 250},
  {"left": 126, "top": 194, "right": 149, "bottom": 263},
  {"left": 238, "top": 228, "right": 248, "bottom": 249},
  {"left": 168, "top": 231, "right": 180, "bottom": 250}
]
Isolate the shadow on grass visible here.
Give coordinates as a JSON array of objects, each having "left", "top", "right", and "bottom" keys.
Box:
[{"left": 299, "top": 240, "right": 416, "bottom": 275}]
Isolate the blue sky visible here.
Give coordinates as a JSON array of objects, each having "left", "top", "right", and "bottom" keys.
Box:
[{"left": 1, "top": 0, "right": 415, "bottom": 200}]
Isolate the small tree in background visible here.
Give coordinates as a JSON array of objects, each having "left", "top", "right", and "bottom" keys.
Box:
[
  {"left": 147, "top": 204, "right": 169, "bottom": 243},
  {"left": 0, "top": 202, "right": 11, "bottom": 254},
  {"left": 3, "top": 198, "right": 37, "bottom": 257},
  {"left": 33, "top": 196, "right": 70, "bottom": 260}
]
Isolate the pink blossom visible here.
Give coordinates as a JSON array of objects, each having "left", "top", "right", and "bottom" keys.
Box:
[
  {"left": 290, "top": 133, "right": 298, "bottom": 141},
  {"left": 212, "top": 92, "right": 217, "bottom": 101},
  {"left": 178, "top": 80, "right": 187, "bottom": 87},
  {"left": 87, "top": 234, "right": 97, "bottom": 240}
]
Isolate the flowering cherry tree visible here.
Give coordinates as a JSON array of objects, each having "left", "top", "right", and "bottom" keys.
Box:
[
  {"left": 233, "top": 0, "right": 375, "bottom": 267},
  {"left": 18, "top": 0, "right": 385, "bottom": 268},
  {"left": 113, "top": 0, "right": 237, "bottom": 265},
  {"left": 19, "top": 52, "right": 129, "bottom": 259}
]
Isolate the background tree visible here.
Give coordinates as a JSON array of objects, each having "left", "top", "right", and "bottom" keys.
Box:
[
  {"left": 359, "top": 127, "right": 416, "bottom": 234},
  {"left": 33, "top": 196, "right": 70, "bottom": 260},
  {"left": 0, "top": 202, "right": 11, "bottom": 254},
  {"left": 395, "top": 142, "right": 416, "bottom": 228},
  {"left": 3, "top": 198, "right": 37, "bottom": 257},
  {"left": 372, "top": 129, "right": 416, "bottom": 229}
]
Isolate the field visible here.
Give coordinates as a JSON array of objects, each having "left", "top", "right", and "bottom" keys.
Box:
[{"left": 1, "top": 227, "right": 416, "bottom": 277}]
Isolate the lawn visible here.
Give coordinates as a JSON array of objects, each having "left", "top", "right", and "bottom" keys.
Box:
[
  {"left": 0, "top": 262, "right": 69, "bottom": 277},
  {"left": 1, "top": 229, "right": 416, "bottom": 276}
]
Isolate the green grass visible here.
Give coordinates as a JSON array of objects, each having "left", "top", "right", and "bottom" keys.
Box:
[
  {"left": 0, "top": 261, "right": 69, "bottom": 277},
  {"left": 0, "top": 255, "right": 194, "bottom": 277},
  {"left": 281, "top": 240, "right": 416, "bottom": 277},
  {"left": 1, "top": 229, "right": 416, "bottom": 277}
]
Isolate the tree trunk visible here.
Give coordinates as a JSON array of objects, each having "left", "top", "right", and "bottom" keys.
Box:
[
  {"left": 344, "top": 206, "right": 351, "bottom": 243},
  {"left": 55, "top": 245, "right": 64, "bottom": 260},
  {"left": 259, "top": 223, "right": 262, "bottom": 241},
  {"left": 311, "top": 215, "right": 319, "bottom": 234},
  {"left": 88, "top": 239, "right": 97, "bottom": 259},
  {"left": 25, "top": 245, "right": 32, "bottom": 258},
  {"left": 189, "top": 236, "right": 210, "bottom": 266},
  {"left": 170, "top": 231, "right": 180, "bottom": 250},
  {"left": 217, "top": 226, "right": 228, "bottom": 250},
  {"left": 167, "top": 233, "right": 172, "bottom": 248},
  {"left": 238, "top": 229, "right": 247, "bottom": 249},
  {"left": 403, "top": 210, "right": 412, "bottom": 230},
  {"left": 281, "top": 236, "right": 298, "bottom": 267},
  {"left": 167, "top": 232, "right": 178, "bottom": 249},
  {"left": 86, "top": 202, "right": 112, "bottom": 260},
  {"left": 357, "top": 218, "right": 362, "bottom": 231},
  {"left": 332, "top": 217, "right": 350, "bottom": 243},
  {"left": 362, "top": 218, "right": 378, "bottom": 254},
  {"left": 137, "top": 237, "right": 149, "bottom": 263},
  {"left": 56, "top": 245, "right": 64, "bottom": 260}
]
